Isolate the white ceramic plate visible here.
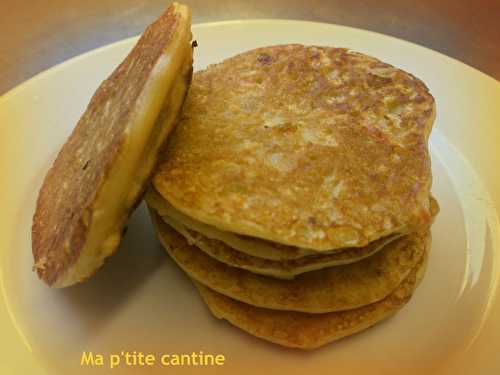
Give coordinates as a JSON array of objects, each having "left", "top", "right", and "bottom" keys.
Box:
[{"left": 1, "top": 20, "right": 499, "bottom": 375}]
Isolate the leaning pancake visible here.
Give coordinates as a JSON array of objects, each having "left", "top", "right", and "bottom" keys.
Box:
[
  {"left": 153, "top": 44, "right": 436, "bottom": 252},
  {"left": 32, "top": 3, "right": 193, "bottom": 287},
  {"left": 152, "top": 213, "right": 429, "bottom": 313},
  {"left": 153, "top": 209, "right": 401, "bottom": 279},
  {"left": 194, "top": 251, "right": 428, "bottom": 350}
]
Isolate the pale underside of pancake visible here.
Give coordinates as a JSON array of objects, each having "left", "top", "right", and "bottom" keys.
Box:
[
  {"left": 147, "top": 188, "right": 438, "bottom": 265},
  {"left": 153, "top": 44, "right": 436, "bottom": 252},
  {"left": 152, "top": 213, "right": 430, "bottom": 313},
  {"left": 31, "top": 3, "right": 193, "bottom": 287},
  {"left": 151, "top": 208, "right": 401, "bottom": 279},
  {"left": 194, "top": 252, "right": 427, "bottom": 350},
  {"left": 146, "top": 187, "right": 358, "bottom": 260}
]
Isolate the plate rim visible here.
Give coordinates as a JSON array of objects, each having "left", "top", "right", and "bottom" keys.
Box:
[{"left": 1, "top": 19, "right": 498, "bottom": 103}]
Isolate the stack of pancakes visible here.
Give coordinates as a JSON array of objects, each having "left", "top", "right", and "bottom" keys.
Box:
[{"left": 147, "top": 45, "right": 438, "bottom": 349}]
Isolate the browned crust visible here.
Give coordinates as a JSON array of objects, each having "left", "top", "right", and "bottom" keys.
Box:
[
  {"left": 32, "top": 4, "right": 189, "bottom": 286},
  {"left": 193, "top": 251, "right": 425, "bottom": 350}
]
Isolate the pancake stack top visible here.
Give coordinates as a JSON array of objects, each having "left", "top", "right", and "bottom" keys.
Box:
[{"left": 147, "top": 45, "right": 438, "bottom": 349}]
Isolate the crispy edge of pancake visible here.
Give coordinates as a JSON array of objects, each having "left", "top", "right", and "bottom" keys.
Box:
[
  {"left": 146, "top": 187, "right": 438, "bottom": 262},
  {"left": 156, "top": 208, "right": 402, "bottom": 279},
  {"left": 155, "top": 197, "right": 437, "bottom": 279},
  {"left": 151, "top": 210, "right": 430, "bottom": 313},
  {"left": 145, "top": 187, "right": 321, "bottom": 260},
  {"left": 193, "top": 248, "right": 428, "bottom": 350},
  {"left": 153, "top": 44, "right": 436, "bottom": 252},
  {"left": 32, "top": 3, "right": 193, "bottom": 287}
]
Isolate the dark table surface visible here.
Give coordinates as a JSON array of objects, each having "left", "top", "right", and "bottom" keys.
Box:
[{"left": 1, "top": 0, "right": 499, "bottom": 95}]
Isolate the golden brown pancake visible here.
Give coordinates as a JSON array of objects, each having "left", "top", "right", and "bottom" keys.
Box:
[
  {"left": 153, "top": 44, "right": 436, "bottom": 251},
  {"left": 151, "top": 212, "right": 430, "bottom": 313},
  {"left": 32, "top": 3, "right": 193, "bottom": 287},
  {"left": 194, "top": 251, "right": 427, "bottom": 350}
]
